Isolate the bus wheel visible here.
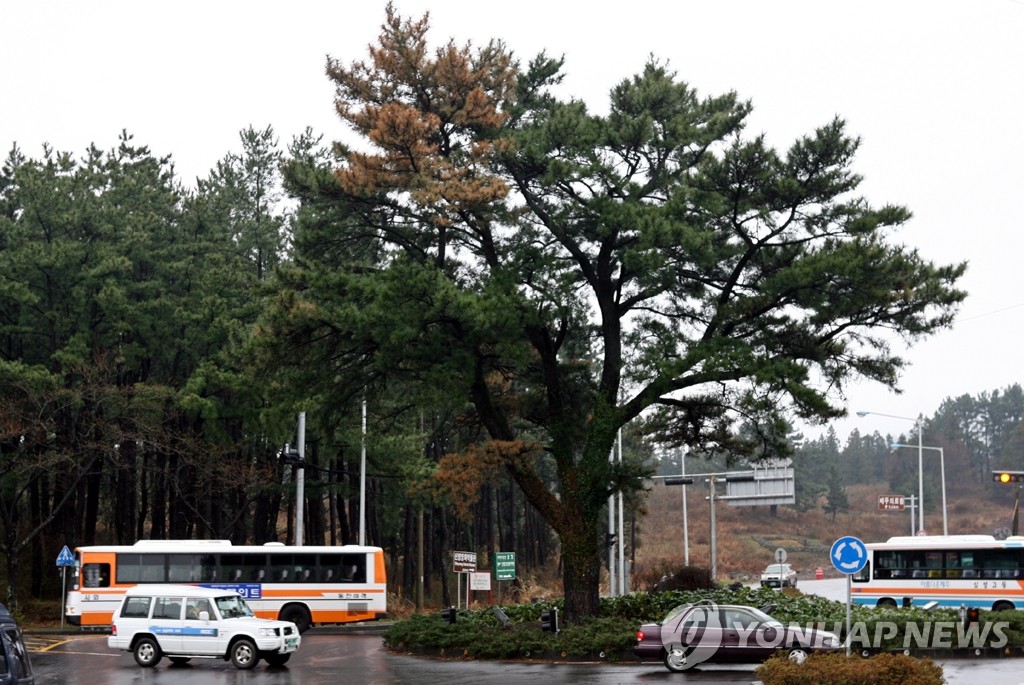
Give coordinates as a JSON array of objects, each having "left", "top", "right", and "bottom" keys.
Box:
[
  {"left": 993, "top": 601, "right": 1014, "bottom": 612},
  {"left": 877, "top": 598, "right": 897, "bottom": 609},
  {"left": 280, "top": 604, "right": 312, "bottom": 633}
]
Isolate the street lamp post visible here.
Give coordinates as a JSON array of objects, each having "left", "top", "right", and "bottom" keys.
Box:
[
  {"left": 892, "top": 443, "right": 946, "bottom": 535},
  {"left": 858, "top": 410, "right": 925, "bottom": 534}
]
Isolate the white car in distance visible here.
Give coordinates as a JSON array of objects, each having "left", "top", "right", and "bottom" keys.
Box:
[{"left": 760, "top": 563, "right": 798, "bottom": 588}]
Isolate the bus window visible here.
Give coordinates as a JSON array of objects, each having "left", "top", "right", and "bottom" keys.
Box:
[
  {"left": 977, "top": 549, "right": 1024, "bottom": 579},
  {"left": 319, "top": 554, "right": 343, "bottom": 582},
  {"left": 341, "top": 554, "right": 366, "bottom": 582},
  {"left": 117, "top": 553, "right": 166, "bottom": 583},
  {"left": 271, "top": 554, "right": 317, "bottom": 582},
  {"left": 197, "top": 554, "right": 218, "bottom": 582},
  {"left": 220, "top": 554, "right": 267, "bottom": 583},
  {"left": 945, "top": 551, "right": 963, "bottom": 578},
  {"left": 875, "top": 550, "right": 907, "bottom": 578},
  {"left": 268, "top": 554, "right": 316, "bottom": 582},
  {"left": 960, "top": 551, "right": 976, "bottom": 577},
  {"left": 167, "top": 554, "right": 195, "bottom": 583},
  {"left": 83, "top": 563, "right": 111, "bottom": 588}
]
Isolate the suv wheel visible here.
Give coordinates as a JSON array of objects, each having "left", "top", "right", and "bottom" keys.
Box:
[
  {"left": 133, "top": 636, "right": 162, "bottom": 667},
  {"left": 230, "top": 637, "right": 260, "bottom": 669}
]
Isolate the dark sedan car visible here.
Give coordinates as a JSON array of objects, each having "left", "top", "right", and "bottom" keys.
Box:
[
  {"left": 634, "top": 602, "right": 840, "bottom": 672},
  {"left": 0, "top": 604, "right": 33, "bottom": 685}
]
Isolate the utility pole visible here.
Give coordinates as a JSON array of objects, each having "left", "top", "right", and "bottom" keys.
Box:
[{"left": 296, "top": 412, "right": 305, "bottom": 546}]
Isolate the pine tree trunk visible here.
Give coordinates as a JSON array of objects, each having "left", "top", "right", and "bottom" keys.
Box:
[{"left": 560, "top": 512, "right": 602, "bottom": 625}]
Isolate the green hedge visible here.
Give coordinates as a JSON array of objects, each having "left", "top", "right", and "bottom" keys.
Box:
[
  {"left": 382, "top": 611, "right": 636, "bottom": 659},
  {"left": 383, "top": 586, "right": 1024, "bottom": 659}
]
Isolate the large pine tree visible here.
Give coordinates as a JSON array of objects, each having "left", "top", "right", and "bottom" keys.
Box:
[{"left": 263, "top": 6, "right": 966, "bottom": 622}]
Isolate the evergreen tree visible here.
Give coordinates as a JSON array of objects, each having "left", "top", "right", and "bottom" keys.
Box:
[
  {"left": 257, "top": 6, "right": 966, "bottom": 622},
  {"left": 822, "top": 465, "right": 850, "bottom": 521}
]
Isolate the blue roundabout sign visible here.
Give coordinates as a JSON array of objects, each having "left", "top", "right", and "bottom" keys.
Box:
[{"left": 830, "top": 535, "right": 867, "bottom": 575}]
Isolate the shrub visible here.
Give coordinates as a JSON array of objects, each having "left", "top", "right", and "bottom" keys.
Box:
[
  {"left": 633, "top": 559, "right": 715, "bottom": 592},
  {"left": 558, "top": 617, "right": 638, "bottom": 659},
  {"left": 756, "top": 652, "right": 944, "bottom": 685}
]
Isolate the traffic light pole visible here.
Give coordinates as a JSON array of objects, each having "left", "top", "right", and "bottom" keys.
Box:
[
  {"left": 1014, "top": 485, "right": 1021, "bottom": 536},
  {"left": 709, "top": 475, "right": 718, "bottom": 582},
  {"left": 659, "top": 470, "right": 756, "bottom": 582},
  {"left": 992, "top": 471, "right": 1024, "bottom": 535}
]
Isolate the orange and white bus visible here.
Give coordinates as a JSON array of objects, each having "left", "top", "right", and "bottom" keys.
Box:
[
  {"left": 66, "top": 540, "right": 387, "bottom": 632},
  {"left": 851, "top": 534, "right": 1024, "bottom": 611}
]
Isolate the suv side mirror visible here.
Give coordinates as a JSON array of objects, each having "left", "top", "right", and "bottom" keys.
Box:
[{"left": 199, "top": 611, "right": 210, "bottom": 621}]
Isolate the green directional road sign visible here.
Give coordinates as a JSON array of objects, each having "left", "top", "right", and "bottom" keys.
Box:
[{"left": 494, "top": 552, "right": 516, "bottom": 580}]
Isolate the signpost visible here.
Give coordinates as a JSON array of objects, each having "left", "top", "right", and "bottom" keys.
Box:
[
  {"left": 453, "top": 551, "right": 477, "bottom": 609},
  {"left": 494, "top": 551, "right": 516, "bottom": 604},
  {"left": 830, "top": 536, "right": 867, "bottom": 657},
  {"left": 470, "top": 572, "right": 491, "bottom": 591},
  {"left": 453, "top": 550, "right": 477, "bottom": 573},
  {"left": 494, "top": 552, "right": 516, "bottom": 580},
  {"left": 879, "top": 494, "right": 918, "bottom": 534},
  {"left": 56, "top": 545, "right": 75, "bottom": 629},
  {"left": 877, "top": 495, "right": 905, "bottom": 511}
]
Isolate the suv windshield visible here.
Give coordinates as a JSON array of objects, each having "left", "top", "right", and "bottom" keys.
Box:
[
  {"left": 764, "top": 565, "right": 788, "bottom": 574},
  {"left": 215, "top": 595, "right": 254, "bottom": 618}
]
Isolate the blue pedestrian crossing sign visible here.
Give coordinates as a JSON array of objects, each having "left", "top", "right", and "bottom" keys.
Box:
[
  {"left": 56, "top": 545, "right": 75, "bottom": 567},
  {"left": 830, "top": 535, "right": 867, "bottom": 575}
]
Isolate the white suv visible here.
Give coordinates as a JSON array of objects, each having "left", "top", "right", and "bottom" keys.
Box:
[
  {"left": 759, "top": 563, "right": 798, "bottom": 588},
  {"left": 108, "top": 585, "right": 300, "bottom": 669}
]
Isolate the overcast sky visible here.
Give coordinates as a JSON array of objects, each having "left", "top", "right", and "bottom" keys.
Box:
[{"left": 4, "top": 0, "right": 1023, "bottom": 443}]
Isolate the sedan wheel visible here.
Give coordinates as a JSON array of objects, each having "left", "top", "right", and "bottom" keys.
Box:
[
  {"left": 788, "top": 648, "right": 809, "bottom": 665},
  {"left": 664, "top": 644, "right": 688, "bottom": 672}
]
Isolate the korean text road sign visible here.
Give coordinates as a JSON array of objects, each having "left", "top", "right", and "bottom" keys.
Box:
[
  {"left": 877, "top": 495, "right": 905, "bottom": 511},
  {"left": 494, "top": 552, "right": 516, "bottom": 580},
  {"left": 453, "top": 550, "right": 477, "bottom": 573}
]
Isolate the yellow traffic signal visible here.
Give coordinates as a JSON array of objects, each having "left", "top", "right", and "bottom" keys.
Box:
[{"left": 993, "top": 471, "right": 1024, "bottom": 483}]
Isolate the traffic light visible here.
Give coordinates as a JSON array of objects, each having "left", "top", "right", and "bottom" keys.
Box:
[
  {"left": 963, "top": 607, "right": 980, "bottom": 627},
  {"left": 605, "top": 532, "right": 617, "bottom": 548},
  {"left": 992, "top": 471, "right": 1024, "bottom": 484},
  {"left": 440, "top": 607, "right": 456, "bottom": 624},
  {"left": 540, "top": 607, "right": 559, "bottom": 633},
  {"left": 663, "top": 477, "right": 694, "bottom": 486}
]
